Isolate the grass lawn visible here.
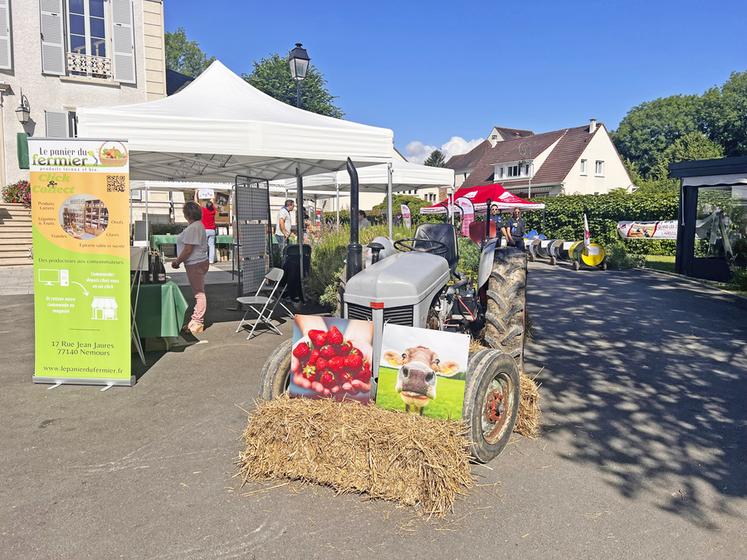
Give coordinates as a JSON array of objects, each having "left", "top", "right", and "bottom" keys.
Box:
[
  {"left": 644, "top": 254, "right": 676, "bottom": 273},
  {"left": 376, "top": 366, "right": 464, "bottom": 420}
]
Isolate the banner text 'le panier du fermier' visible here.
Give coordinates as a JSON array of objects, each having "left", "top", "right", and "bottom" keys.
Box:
[
  {"left": 30, "top": 139, "right": 132, "bottom": 386},
  {"left": 617, "top": 220, "right": 678, "bottom": 240}
]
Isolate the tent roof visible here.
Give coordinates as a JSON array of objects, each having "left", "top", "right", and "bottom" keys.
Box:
[
  {"left": 420, "top": 183, "right": 545, "bottom": 214},
  {"left": 77, "top": 61, "right": 394, "bottom": 182},
  {"left": 271, "top": 154, "right": 454, "bottom": 193}
]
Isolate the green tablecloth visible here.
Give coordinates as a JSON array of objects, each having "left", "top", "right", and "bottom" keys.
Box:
[
  {"left": 151, "top": 234, "right": 234, "bottom": 251},
  {"left": 132, "top": 281, "right": 189, "bottom": 338}
]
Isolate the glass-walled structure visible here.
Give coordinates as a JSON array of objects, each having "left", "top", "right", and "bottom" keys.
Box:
[{"left": 670, "top": 157, "right": 747, "bottom": 282}]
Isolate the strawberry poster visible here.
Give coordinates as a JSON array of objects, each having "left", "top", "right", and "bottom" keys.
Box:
[{"left": 289, "top": 315, "right": 373, "bottom": 403}]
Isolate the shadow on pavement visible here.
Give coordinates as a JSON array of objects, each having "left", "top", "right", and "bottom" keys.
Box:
[{"left": 526, "top": 265, "right": 747, "bottom": 530}]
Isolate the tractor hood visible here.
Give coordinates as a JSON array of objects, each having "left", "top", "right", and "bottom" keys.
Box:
[{"left": 344, "top": 252, "right": 450, "bottom": 308}]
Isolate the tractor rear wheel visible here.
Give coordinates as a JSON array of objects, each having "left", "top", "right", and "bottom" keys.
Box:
[
  {"left": 463, "top": 349, "right": 520, "bottom": 462},
  {"left": 258, "top": 339, "right": 292, "bottom": 400},
  {"left": 480, "top": 247, "right": 527, "bottom": 369}
]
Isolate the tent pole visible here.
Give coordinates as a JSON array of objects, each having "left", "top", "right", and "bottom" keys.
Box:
[
  {"left": 145, "top": 185, "right": 150, "bottom": 248},
  {"left": 387, "top": 162, "right": 393, "bottom": 239},
  {"left": 296, "top": 167, "right": 305, "bottom": 301},
  {"left": 335, "top": 178, "right": 340, "bottom": 230}
]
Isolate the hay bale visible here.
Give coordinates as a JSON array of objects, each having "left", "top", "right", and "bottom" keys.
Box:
[
  {"left": 515, "top": 374, "right": 541, "bottom": 438},
  {"left": 238, "top": 397, "right": 474, "bottom": 516}
]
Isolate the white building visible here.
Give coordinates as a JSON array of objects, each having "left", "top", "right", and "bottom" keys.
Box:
[
  {"left": 0, "top": 0, "right": 166, "bottom": 185},
  {"left": 447, "top": 120, "right": 634, "bottom": 196}
]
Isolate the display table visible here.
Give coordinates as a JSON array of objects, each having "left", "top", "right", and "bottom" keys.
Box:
[
  {"left": 132, "top": 281, "right": 189, "bottom": 338},
  {"left": 151, "top": 234, "right": 234, "bottom": 251}
]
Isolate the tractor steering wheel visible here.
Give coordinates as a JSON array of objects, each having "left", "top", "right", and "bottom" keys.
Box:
[{"left": 394, "top": 237, "right": 448, "bottom": 257}]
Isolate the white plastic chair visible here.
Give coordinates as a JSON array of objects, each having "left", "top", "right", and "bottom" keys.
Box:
[{"left": 235, "top": 268, "right": 293, "bottom": 339}]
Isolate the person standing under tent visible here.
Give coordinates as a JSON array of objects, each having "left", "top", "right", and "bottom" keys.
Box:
[
  {"left": 359, "top": 210, "right": 371, "bottom": 229},
  {"left": 503, "top": 207, "right": 526, "bottom": 250},
  {"left": 275, "top": 199, "right": 295, "bottom": 255},
  {"left": 172, "top": 202, "right": 210, "bottom": 334},
  {"left": 490, "top": 204, "right": 504, "bottom": 244},
  {"left": 194, "top": 191, "right": 217, "bottom": 264}
]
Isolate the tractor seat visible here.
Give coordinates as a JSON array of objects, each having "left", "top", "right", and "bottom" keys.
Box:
[{"left": 413, "top": 223, "right": 458, "bottom": 272}]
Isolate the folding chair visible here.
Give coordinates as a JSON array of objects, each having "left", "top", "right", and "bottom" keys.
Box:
[{"left": 235, "top": 268, "right": 293, "bottom": 339}]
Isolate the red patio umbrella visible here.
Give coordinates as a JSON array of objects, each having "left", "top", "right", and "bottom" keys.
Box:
[{"left": 419, "top": 183, "right": 545, "bottom": 214}]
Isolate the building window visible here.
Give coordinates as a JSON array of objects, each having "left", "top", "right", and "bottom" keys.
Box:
[
  {"left": 68, "top": 0, "right": 107, "bottom": 57},
  {"left": 68, "top": 111, "right": 78, "bottom": 137},
  {"left": 595, "top": 160, "right": 604, "bottom": 176},
  {"left": 580, "top": 159, "right": 587, "bottom": 175},
  {"left": 498, "top": 167, "right": 504, "bottom": 179}
]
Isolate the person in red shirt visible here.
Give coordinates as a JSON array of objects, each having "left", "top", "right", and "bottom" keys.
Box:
[{"left": 194, "top": 191, "right": 217, "bottom": 263}]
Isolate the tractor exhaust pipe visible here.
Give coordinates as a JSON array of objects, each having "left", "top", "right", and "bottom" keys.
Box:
[
  {"left": 482, "top": 197, "right": 492, "bottom": 250},
  {"left": 346, "top": 158, "right": 363, "bottom": 280}
]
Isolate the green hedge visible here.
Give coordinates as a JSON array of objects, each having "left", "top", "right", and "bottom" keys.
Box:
[
  {"left": 308, "top": 225, "right": 413, "bottom": 304},
  {"left": 524, "top": 190, "right": 679, "bottom": 256}
]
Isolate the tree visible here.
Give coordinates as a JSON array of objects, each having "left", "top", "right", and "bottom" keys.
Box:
[
  {"left": 424, "top": 149, "right": 447, "bottom": 167},
  {"left": 244, "top": 54, "right": 343, "bottom": 118},
  {"left": 372, "top": 194, "right": 431, "bottom": 224},
  {"left": 165, "top": 27, "right": 215, "bottom": 77},
  {"left": 701, "top": 71, "right": 747, "bottom": 157},
  {"left": 650, "top": 131, "right": 724, "bottom": 181},
  {"left": 613, "top": 94, "right": 703, "bottom": 178}
]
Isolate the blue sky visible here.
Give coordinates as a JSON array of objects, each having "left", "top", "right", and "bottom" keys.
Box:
[{"left": 165, "top": 0, "right": 747, "bottom": 161}]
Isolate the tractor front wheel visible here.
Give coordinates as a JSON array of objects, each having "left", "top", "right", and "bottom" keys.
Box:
[
  {"left": 463, "top": 350, "right": 520, "bottom": 463},
  {"left": 258, "top": 339, "right": 292, "bottom": 400}
]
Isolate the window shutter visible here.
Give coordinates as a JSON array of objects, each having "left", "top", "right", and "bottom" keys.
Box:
[
  {"left": 111, "top": 0, "right": 135, "bottom": 84},
  {"left": 0, "top": 0, "right": 11, "bottom": 70},
  {"left": 40, "top": 0, "right": 65, "bottom": 76},
  {"left": 45, "top": 111, "right": 69, "bottom": 138}
]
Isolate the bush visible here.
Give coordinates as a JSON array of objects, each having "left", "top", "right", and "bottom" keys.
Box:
[
  {"left": 2, "top": 180, "right": 31, "bottom": 206},
  {"left": 524, "top": 190, "right": 679, "bottom": 256},
  {"left": 729, "top": 267, "right": 747, "bottom": 292},
  {"left": 307, "top": 225, "right": 413, "bottom": 308},
  {"left": 605, "top": 241, "right": 644, "bottom": 269},
  {"left": 456, "top": 236, "right": 480, "bottom": 282}
]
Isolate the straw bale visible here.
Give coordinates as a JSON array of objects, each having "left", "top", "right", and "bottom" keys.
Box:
[
  {"left": 515, "top": 374, "right": 541, "bottom": 438},
  {"left": 238, "top": 397, "right": 474, "bottom": 516}
]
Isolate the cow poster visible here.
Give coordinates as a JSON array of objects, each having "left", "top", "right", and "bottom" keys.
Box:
[{"left": 376, "top": 324, "right": 470, "bottom": 420}]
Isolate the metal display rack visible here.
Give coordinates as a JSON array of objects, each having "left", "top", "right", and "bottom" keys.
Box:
[{"left": 233, "top": 176, "right": 272, "bottom": 298}]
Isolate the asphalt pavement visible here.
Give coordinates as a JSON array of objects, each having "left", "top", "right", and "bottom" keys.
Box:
[{"left": 1, "top": 263, "right": 745, "bottom": 560}]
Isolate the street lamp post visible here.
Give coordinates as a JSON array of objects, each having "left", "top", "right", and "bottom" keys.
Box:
[
  {"left": 288, "top": 42, "right": 310, "bottom": 109},
  {"left": 288, "top": 43, "right": 310, "bottom": 301}
]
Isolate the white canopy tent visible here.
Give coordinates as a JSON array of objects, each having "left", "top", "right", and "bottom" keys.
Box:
[
  {"left": 273, "top": 156, "right": 454, "bottom": 192},
  {"left": 78, "top": 60, "right": 395, "bottom": 297},
  {"left": 272, "top": 155, "right": 455, "bottom": 235},
  {"left": 77, "top": 60, "right": 394, "bottom": 182}
]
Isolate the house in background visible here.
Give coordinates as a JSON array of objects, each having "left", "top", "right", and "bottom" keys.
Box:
[
  {"left": 447, "top": 119, "right": 633, "bottom": 196},
  {"left": 0, "top": 0, "right": 167, "bottom": 186}
]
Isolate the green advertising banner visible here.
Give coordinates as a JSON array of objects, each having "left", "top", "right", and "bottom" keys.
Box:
[{"left": 30, "top": 139, "right": 133, "bottom": 386}]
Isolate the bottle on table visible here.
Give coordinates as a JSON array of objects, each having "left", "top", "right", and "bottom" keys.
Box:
[{"left": 156, "top": 253, "right": 166, "bottom": 283}]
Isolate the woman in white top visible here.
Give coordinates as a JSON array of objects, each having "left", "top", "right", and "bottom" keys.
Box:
[{"left": 172, "top": 201, "right": 209, "bottom": 334}]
